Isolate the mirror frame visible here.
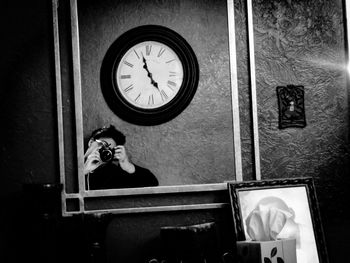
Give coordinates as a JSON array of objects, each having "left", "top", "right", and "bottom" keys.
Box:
[
  {"left": 246, "top": 0, "right": 261, "bottom": 180},
  {"left": 52, "top": 0, "right": 244, "bottom": 216}
]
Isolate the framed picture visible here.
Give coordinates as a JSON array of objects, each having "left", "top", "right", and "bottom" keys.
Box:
[{"left": 228, "top": 178, "right": 328, "bottom": 263}]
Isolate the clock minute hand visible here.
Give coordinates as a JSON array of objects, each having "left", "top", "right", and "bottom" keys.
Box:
[
  {"left": 142, "top": 57, "right": 153, "bottom": 80},
  {"left": 142, "top": 56, "right": 149, "bottom": 71},
  {"left": 142, "top": 56, "right": 159, "bottom": 89}
]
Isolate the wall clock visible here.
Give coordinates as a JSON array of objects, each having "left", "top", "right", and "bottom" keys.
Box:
[{"left": 100, "top": 25, "right": 199, "bottom": 126}]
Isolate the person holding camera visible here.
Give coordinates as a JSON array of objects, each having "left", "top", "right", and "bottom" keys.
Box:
[{"left": 84, "top": 125, "right": 158, "bottom": 190}]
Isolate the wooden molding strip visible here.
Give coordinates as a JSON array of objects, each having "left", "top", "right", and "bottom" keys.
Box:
[
  {"left": 247, "top": 0, "right": 261, "bottom": 180},
  {"left": 84, "top": 203, "right": 229, "bottom": 215}
]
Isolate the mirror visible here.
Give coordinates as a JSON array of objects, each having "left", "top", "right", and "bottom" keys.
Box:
[{"left": 53, "top": 0, "right": 242, "bottom": 215}]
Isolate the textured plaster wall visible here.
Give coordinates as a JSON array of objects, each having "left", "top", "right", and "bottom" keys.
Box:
[
  {"left": 235, "top": 0, "right": 255, "bottom": 180},
  {"left": 0, "top": 1, "right": 59, "bottom": 262},
  {"left": 78, "top": 0, "right": 236, "bottom": 186},
  {"left": 252, "top": 0, "right": 350, "bottom": 218},
  {"left": 0, "top": 0, "right": 58, "bottom": 194}
]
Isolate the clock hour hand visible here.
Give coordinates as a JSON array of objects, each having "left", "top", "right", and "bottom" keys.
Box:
[{"left": 142, "top": 56, "right": 159, "bottom": 89}]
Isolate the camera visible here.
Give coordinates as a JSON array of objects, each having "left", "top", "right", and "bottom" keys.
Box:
[{"left": 98, "top": 142, "right": 115, "bottom": 163}]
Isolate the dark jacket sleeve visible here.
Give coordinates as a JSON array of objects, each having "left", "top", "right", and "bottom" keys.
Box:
[{"left": 132, "top": 165, "right": 159, "bottom": 187}]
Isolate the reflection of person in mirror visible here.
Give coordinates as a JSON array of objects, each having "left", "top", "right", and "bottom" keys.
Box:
[{"left": 84, "top": 125, "right": 158, "bottom": 190}]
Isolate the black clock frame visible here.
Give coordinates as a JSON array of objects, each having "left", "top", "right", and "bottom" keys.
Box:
[{"left": 100, "top": 25, "right": 199, "bottom": 126}]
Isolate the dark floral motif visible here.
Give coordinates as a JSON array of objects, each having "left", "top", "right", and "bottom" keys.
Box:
[
  {"left": 253, "top": 0, "right": 341, "bottom": 53},
  {"left": 271, "top": 247, "right": 277, "bottom": 258}
]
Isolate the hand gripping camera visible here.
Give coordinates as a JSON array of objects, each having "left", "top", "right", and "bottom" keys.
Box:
[{"left": 96, "top": 139, "right": 115, "bottom": 163}]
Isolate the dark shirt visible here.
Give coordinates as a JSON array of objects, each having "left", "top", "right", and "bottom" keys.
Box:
[{"left": 87, "top": 163, "right": 158, "bottom": 190}]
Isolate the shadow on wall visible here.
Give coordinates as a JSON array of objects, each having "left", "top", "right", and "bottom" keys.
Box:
[{"left": 0, "top": 0, "right": 58, "bottom": 195}]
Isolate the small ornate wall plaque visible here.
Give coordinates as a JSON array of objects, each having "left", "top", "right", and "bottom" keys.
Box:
[{"left": 276, "top": 85, "right": 306, "bottom": 129}]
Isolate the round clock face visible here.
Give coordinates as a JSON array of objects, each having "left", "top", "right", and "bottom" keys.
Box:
[
  {"left": 100, "top": 25, "right": 199, "bottom": 126},
  {"left": 116, "top": 41, "right": 184, "bottom": 109}
]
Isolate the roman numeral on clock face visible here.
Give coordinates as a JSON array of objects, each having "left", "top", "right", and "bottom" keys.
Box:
[
  {"left": 146, "top": 45, "right": 152, "bottom": 56},
  {"left": 167, "top": 81, "right": 176, "bottom": 91},
  {"left": 169, "top": 71, "right": 177, "bottom": 77},
  {"left": 133, "top": 49, "right": 140, "bottom": 59},
  {"left": 158, "top": 47, "right": 166, "bottom": 57},
  {"left": 120, "top": 74, "right": 131, "bottom": 79},
  {"left": 160, "top": 89, "right": 168, "bottom": 101},
  {"left": 124, "top": 84, "right": 133, "bottom": 92},
  {"left": 123, "top": 60, "right": 133, "bottom": 68},
  {"left": 148, "top": 94, "right": 154, "bottom": 105},
  {"left": 135, "top": 93, "right": 141, "bottom": 102}
]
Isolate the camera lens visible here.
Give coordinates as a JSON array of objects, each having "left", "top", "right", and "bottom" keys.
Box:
[{"left": 99, "top": 148, "right": 113, "bottom": 162}]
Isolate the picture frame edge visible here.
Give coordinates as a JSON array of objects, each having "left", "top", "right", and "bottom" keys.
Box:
[{"left": 227, "top": 177, "right": 329, "bottom": 263}]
